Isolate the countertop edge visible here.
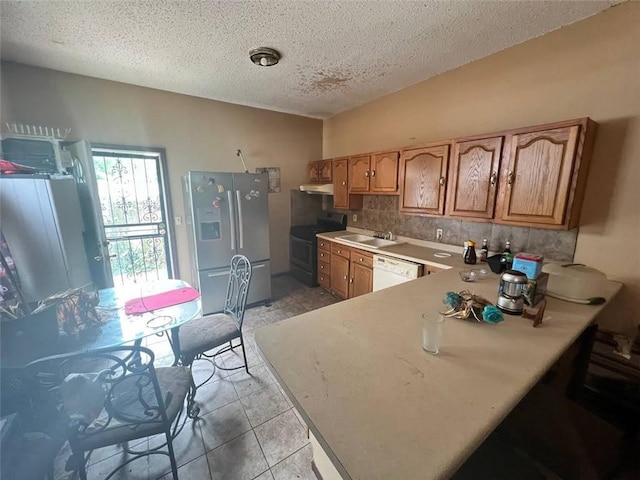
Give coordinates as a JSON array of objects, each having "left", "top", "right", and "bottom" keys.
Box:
[{"left": 317, "top": 231, "right": 464, "bottom": 269}]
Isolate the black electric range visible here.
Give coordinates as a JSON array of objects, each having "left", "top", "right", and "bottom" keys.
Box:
[{"left": 289, "top": 212, "right": 347, "bottom": 286}]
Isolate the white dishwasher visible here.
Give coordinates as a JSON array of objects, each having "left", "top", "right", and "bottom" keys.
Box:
[{"left": 372, "top": 255, "right": 423, "bottom": 291}]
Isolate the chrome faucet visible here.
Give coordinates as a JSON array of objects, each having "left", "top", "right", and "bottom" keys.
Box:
[{"left": 373, "top": 231, "right": 395, "bottom": 240}]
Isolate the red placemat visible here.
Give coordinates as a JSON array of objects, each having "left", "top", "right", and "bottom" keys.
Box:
[{"left": 124, "top": 287, "right": 200, "bottom": 315}]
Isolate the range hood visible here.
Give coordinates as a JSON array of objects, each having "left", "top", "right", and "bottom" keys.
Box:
[{"left": 300, "top": 183, "right": 334, "bottom": 195}]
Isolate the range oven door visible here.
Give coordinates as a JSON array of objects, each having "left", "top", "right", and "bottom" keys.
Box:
[
  {"left": 290, "top": 235, "right": 314, "bottom": 271},
  {"left": 289, "top": 235, "right": 317, "bottom": 286}
]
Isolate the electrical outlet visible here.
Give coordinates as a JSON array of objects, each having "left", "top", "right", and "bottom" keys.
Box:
[
  {"left": 436, "top": 228, "right": 443, "bottom": 242},
  {"left": 352, "top": 213, "right": 358, "bottom": 223}
]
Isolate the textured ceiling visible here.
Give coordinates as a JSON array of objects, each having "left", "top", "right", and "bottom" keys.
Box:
[{"left": 0, "top": 1, "right": 620, "bottom": 119}]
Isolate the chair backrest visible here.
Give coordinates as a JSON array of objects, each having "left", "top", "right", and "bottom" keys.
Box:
[
  {"left": 24, "top": 345, "right": 171, "bottom": 448},
  {"left": 224, "top": 255, "right": 252, "bottom": 330}
]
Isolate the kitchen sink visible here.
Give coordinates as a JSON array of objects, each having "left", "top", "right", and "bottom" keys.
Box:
[
  {"left": 360, "top": 238, "right": 399, "bottom": 248},
  {"left": 336, "top": 234, "right": 402, "bottom": 249},
  {"left": 337, "top": 234, "right": 374, "bottom": 243}
]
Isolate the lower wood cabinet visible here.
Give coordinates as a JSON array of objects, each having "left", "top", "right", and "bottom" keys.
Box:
[
  {"left": 349, "top": 261, "right": 373, "bottom": 298},
  {"left": 330, "top": 253, "right": 350, "bottom": 299},
  {"left": 320, "top": 240, "right": 374, "bottom": 300}
]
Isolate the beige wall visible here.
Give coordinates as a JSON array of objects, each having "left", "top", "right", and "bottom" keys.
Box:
[
  {"left": 324, "top": 2, "right": 640, "bottom": 334},
  {"left": 1, "top": 62, "right": 322, "bottom": 278}
]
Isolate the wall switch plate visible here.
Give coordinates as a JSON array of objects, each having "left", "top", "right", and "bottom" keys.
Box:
[
  {"left": 175, "top": 215, "right": 182, "bottom": 226},
  {"left": 436, "top": 228, "right": 443, "bottom": 242},
  {"left": 352, "top": 213, "right": 358, "bottom": 222}
]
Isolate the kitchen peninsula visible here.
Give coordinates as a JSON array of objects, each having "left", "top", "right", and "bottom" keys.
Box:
[{"left": 255, "top": 264, "right": 621, "bottom": 479}]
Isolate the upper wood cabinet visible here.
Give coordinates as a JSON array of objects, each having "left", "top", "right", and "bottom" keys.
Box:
[
  {"left": 399, "top": 144, "right": 450, "bottom": 215},
  {"left": 348, "top": 155, "right": 371, "bottom": 193},
  {"left": 318, "top": 160, "right": 332, "bottom": 182},
  {"left": 333, "top": 158, "right": 349, "bottom": 209},
  {"left": 347, "top": 152, "right": 399, "bottom": 194},
  {"left": 370, "top": 151, "right": 399, "bottom": 193},
  {"left": 446, "top": 136, "right": 503, "bottom": 219},
  {"left": 498, "top": 125, "right": 582, "bottom": 227},
  {"left": 307, "top": 162, "right": 319, "bottom": 183},
  {"left": 307, "top": 160, "right": 332, "bottom": 183},
  {"left": 333, "top": 158, "right": 363, "bottom": 211}
]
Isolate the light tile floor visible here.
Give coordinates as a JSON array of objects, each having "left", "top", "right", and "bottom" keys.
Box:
[{"left": 53, "top": 275, "right": 339, "bottom": 480}]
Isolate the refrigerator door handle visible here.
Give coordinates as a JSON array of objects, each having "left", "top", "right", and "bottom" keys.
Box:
[
  {"left": 227, "top": 190, "right": 236, "bottom": 250},
  {"left": 253, "top": 264, "right": 266, "bottom": 269},
  {"left": 236, "top": 190, "right": 244, "bottom": 250},
  {"left": 207, "top": 270, "right": 231, "bottom": 278}
]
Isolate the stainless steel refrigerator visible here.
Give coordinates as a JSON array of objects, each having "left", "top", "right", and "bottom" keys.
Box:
[
  {"left": 183, "top": 172, "right": 271, "bottom": 314},
  {"left": 0, "top": 174, "right": 92, "bottom": 303}
]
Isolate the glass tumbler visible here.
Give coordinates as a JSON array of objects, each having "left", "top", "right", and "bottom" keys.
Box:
[{"left": 422, "top": 313, "right": 445, "bottom": 354}]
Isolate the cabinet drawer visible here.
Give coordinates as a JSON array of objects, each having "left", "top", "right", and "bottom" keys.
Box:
[
  {"left": 318, "top": 249, "right": 331, "bottom": 262},
  {"left": 318, "top": 271, "right": 331, "bottom": 289},
  {"left": 318, "top": 239, "right": 331, "bottom": 252},
  {"left": 331, "top": 243, "right": 350, "bottom": 259},
  {"left": 317, "top": 259, "right": 331, "bottom": 275},
  {"left": 351, "top": 249, "right": 373, "bottom": 268}
]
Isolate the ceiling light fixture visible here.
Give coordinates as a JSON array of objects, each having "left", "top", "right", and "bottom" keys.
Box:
[{"left": 249, "top": 47, "right": 280, "bottom": 67}]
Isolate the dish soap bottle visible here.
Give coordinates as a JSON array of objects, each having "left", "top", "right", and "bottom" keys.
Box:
[
  {"left": 464, "top": 240, "right": 477, "bottom": 265},
  {"left": 479, "top": 238, "right": 489, "bottom": 262}
]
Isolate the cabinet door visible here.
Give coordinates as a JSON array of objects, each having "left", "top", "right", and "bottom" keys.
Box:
[
  {"left": 501, "top": 126, "right": 579, "bottom": 225},
  {"left": 318, "top": 160, "right": 332, "bottom": 182},
  {"left": 349, "top": 263, "right": 373, "bottom": 298},
  {"left": 333, "top": 158, "right": 349, "bottom": 209},
  {"left": 399, "top": 144, "right": 450, "bottom": 215},
  {"left": 307, "top": 162, "right": 319, "bottom": 183},
  {"left": 371, "top": 151, "right": 399, "bottom": 193},
  {"left": 348, "top": 155, "right": 371, "bottom": 193},
  {"left": 447, "top": 137, "right": 503, "bottom": 219},
  {"left": 330, "top": 254, "right": 350, "bottom": 299}
]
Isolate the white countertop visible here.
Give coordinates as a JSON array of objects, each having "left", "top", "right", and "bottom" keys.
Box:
[
  {"left": 255, "top": 268, "right": 622, "bottom": 480},
  {"left": 317, "top": 230, "right": 470, "bottom": 270}
]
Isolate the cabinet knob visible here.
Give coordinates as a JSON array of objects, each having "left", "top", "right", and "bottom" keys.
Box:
[
  {"left": 337, "top": 249, "right": 341, "bottom": 253},
  {"left": 371, "top": 170, "right": 376, "bottom": 177},
  {"left": 439, "top": 176, "right": 446, "bottom": 187},
  {"left": 342, "top": 181, "right": 346, "bottom": 186},
  {"left": 365, "top": 171, "right": 370, "bottom": 178},
  {"left": 507, "top": 171, "right": 514, "bottom": 185},
  {"left": 490, "top": 172, "right": 497, "bottom": 185},
  {"left": 359, "top": 257, "right": 363, "bottom": 262},
  {"left": 349, "top": 278, "right": 353, "bottom": 283},
  {"left": 344, "top": 275, "right": 348, "bottom": 280}
]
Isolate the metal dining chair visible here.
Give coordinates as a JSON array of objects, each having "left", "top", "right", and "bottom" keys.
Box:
[
  {"left": 25, "top": 345, "right": 192, "bottom": 480},
  {"left": 170, "top": 255, "right": 252, "bottom": 417}
]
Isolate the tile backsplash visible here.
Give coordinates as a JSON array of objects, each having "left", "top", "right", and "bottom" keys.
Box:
[{"left": 325, "top": 195, "right": 577, "bottom": 262}]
